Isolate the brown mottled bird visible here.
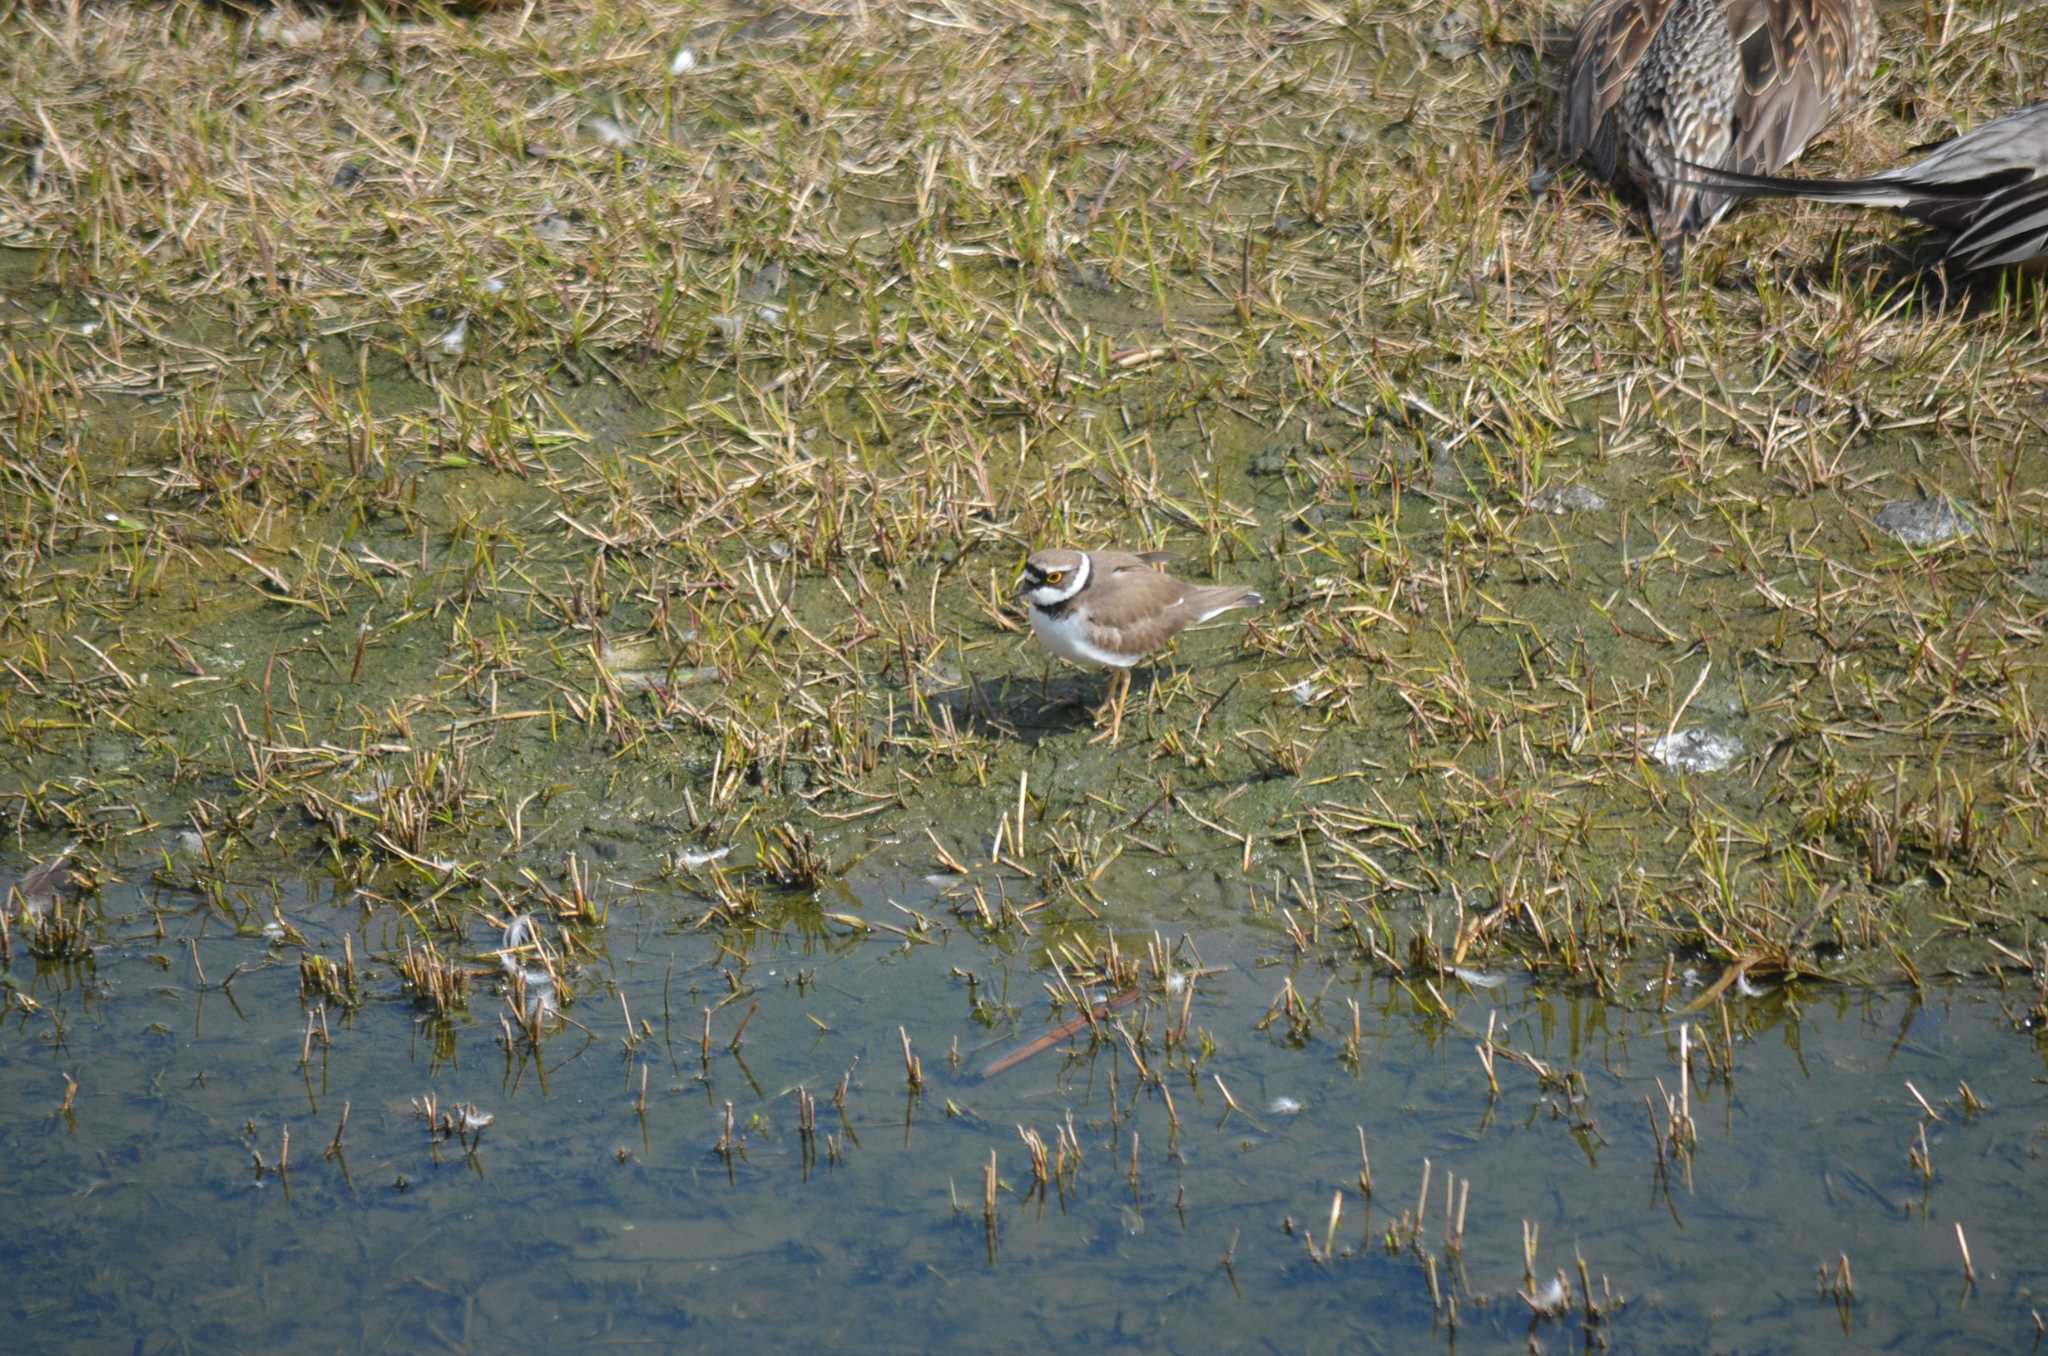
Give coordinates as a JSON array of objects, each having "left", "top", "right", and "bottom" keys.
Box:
[
  {"left": 1013, "top": 548, "right": 1263, "bottom": 744},
  {"left": 1670, "top": 103, "right": 2048, "bottom": 271},
  {"left": 1562, "top": 0, "right": 1878, "bottom": 249}
]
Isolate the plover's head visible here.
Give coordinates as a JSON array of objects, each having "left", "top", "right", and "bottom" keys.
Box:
[{"left": 1014, "top": 549, "right": 1089, "bottom": 607}]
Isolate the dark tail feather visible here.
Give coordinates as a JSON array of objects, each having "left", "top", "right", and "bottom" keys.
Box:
[
  {"left": 1950, "top": 180, "right": 2048, "bottom": 270},
  {"left": 1667, "top": 159, "right": 1914, "bottom": 207}
]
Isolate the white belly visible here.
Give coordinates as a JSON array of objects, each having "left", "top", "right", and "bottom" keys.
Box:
[{"left": 1029, "top": 605, "right": 1137, "bottom": 668}]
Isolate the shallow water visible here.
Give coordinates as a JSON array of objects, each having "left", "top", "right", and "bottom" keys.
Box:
[
  {"left": 5, "top": 1, "right": 2048, "bottom": 1349},
  {"left": 3, "top": 867, "right": 2041, "bottom": 1355}
]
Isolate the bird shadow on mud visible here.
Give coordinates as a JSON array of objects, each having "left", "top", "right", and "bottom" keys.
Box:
[
  {"left": 900, "top": 660, "right": 1283, "bottom": 748},
  {"left": 1485, "top": 15, "right": 1632, "bottom": 209},
  {"left": 905, "top": 669, "right": 1173, "bottom": 747},
  {"left": 1485, "top": 14, "right": 1575, "bottom": 168},
  {"left": 1702, "top": 227, "right": 2048, "bottom": 320}
]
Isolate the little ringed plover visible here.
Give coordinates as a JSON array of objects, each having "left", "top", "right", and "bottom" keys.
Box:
[{"left": 1013, "top": 547, "right": 1263, "bottom": 742}]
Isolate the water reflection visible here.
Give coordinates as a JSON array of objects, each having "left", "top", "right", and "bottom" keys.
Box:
[{"left": 0, "top": 876, "right": 2041, "bottom": 1355}]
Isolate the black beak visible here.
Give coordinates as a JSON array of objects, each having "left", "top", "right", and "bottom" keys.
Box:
[{"left": 1011, "top": 569, "right": 1041, "bottom": 599}]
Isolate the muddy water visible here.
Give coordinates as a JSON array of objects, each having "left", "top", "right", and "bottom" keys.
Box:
[{"left": 2, "top": 864, "right": 2039, "bottom": 1354}]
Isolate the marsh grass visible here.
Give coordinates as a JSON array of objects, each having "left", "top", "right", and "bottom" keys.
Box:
[{"left": 1, "top": 0, "right": 2047, "bottom": 1081}]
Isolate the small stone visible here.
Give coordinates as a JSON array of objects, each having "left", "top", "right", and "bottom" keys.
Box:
[
  {"left": 1063, "top": 262, "right": 1113, "bottom": 292},
  {"left": 1529, "top": 484, "right": 1607, "bottom": 515},
  {"left": 2012, "top": 562, "right": 2048, "bottom": 599},
  {"left": 1875, "top": 496, "right": 1974, "bottom": 547},
  {"left": 258, "top": 13, "right": 326, "bottom": 47},
  {"left": 1648, "top": 729, "right": 1741, "bottom": 775},
  {"left": 1425, "top": 11, "right": 1479, "bottom": 61},
  {"left": 431, "top": 317, "right": 467, "bottom": 357},
  {"left": 739, "top": 263, "right": 786, "bottom": 302},
  {"left": 534, "top": 210, "right": 581, "bottom": 242},
  {"left": 583, "top": 115, "right": 634, "bottom": 149}
]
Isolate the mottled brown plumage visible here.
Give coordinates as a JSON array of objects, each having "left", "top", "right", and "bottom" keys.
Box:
[
  {"left": 1671, "top": 102, "right": 2048, "bottom": 271},
  {"left": 1562, "top": 0, "right": 1877, "bottom": 245}
]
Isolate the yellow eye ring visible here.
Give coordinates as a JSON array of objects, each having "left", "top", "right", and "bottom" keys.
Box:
[{"left": 1044, "top": 570, "right": 1065, "bottom": 584}]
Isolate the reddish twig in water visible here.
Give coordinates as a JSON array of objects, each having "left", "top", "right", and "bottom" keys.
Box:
[{"left": 980, "top": 989, "right": 1140, "bottom": 1079}]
